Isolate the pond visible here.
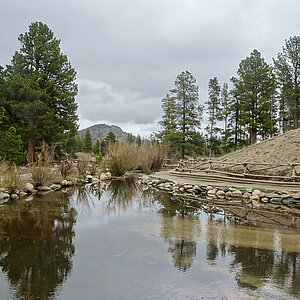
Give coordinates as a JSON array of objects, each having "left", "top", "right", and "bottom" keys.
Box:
[{"left": 0, "top": 179, "right": 299, "bottom": 300}]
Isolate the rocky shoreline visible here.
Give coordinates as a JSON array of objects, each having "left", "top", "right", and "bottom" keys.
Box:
[
  {"left": 0, "top": 172, "right": 112, "bottom": 204},
  {"left": 140, "top": 175, "right": 300, "bottom": 213}
]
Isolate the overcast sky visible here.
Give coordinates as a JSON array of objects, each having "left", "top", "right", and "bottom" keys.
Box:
[{"left": 1, "top": 0, "right": 300, "bottom": 137}]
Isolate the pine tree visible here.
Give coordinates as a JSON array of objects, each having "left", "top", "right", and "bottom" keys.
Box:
[
  {"left": 158, "top": 94, "right": 177, "bottom": 139},
  {"left": 231, "top": 49, "right": 277, "bottom": 145},
  {"left": 84, "top": 130, "right": 92, "bottom": 153},
  {"left": 93, "top": 140, "right": 101, "bottom": 155},
  {"left": 170, "top": 71, "right": 202, "bottom": 158},
  {"left": 274, "top": 36, "right": 300, "bottom": 130},
  {"left": 2, "top": 22, "right": 78, "bottom": 164},
  {"left": 205, "top": 77, "right": 222, "bottom": 157},
  {"left": 136, "top": 134, "right": 142, "bottom": 147}
]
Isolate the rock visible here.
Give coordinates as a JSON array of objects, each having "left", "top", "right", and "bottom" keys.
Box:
[
  {"left": 100, "top": 172, "right": 112, "bottom": 181},
  {"left": 0, "top": 198, "right": 9, "bottom": 204},
  {"left": 105, "top": 172, "right": 112, "bottom": 180},
  {"left": 260, "top": 197, "right": 269, "bottom": 203},
  {"left": 0, "top": 192, "right": 10, "bottom": 200},
  {"left": 292, "top": 192, "right": 300, "bottom": 199},
  {"left": 179, "top": 187, "right": 185, "bottom": 192},
  {"left": 61, "top": 179, "right": 68, "bottom": 186},
  {"left": 252, "top": 200, "right": 261, "bottom": 207},
  {"left": 25, "top": 183, "right": 34, "bottom": 193},
  {"left": 216, "top": 190, "right": 225, "bottom": 198},
  {"left": 19, "top": 191, "right": 27, "bottom": 197},
  {"left": 242, "top": 192, "right": 251, "bottom": 199},
  {"left": 265, "top": 193, "right": 280, "bottom": 199},
  {"left": 11, "top": 194, "right": 18, "bottom": 200},
  {"left": 92, "top": 178, "right": 100, "bottom": 183},
  {"left": 231, "top": 190, "right": 242, "bottom": 197},
  {"left": 206, "top": 186, "right": 214, "bottom": 191},
  {"left": 50, "top": 184, "right": 62, "bottom": 190},
  {"left": 250, "top": 195, "right": 260, "bottom": 201},
  {"left": 225, "top": 191, "right": 232, "bottom": 197},
  {"left": 207, "top": 189, "right": 216, "bottom": 197},
  {"left": 270, "top": 197, "right": 282, "bottom": 204},
  {"left": 86, "top": 175, "right": 93, "bottom": 182},
  {"left": 252, "top": 189, "right": 261, "bottom": 196},
  {"left": 25, "top": 195, "right": 34, "bottom": 202},
  {"left": 37, "top": 186, "right": 51, "bottom": 191}
]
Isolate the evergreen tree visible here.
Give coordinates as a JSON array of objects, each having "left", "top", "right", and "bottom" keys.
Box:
[
  {"left": 158, "top": 94, "right": 177, "bottom": 139},
  {"left": 93, "top": 139, "right": 101, "bottom": 155},
  {"left": 274, "top": 36, "right": 300, "bottom": 131},
  {"left": 105, "top": 131, "right": 117, "bottom": 143},
  {"left": 170, "top": 71, "right": 202, "bottom": 158},
  {"left": 0, "top": 127, "right": 26, "bottom": 164},
  {"left": 1, "top": 22, "right": 78, "bottom": 164},
  {"left": 76, "top": 136, "right": 84, "bottom": 153},
  {"left": 84, "top": 129, "right": 92, "bottom": 153},
  {"left": 136, "top": 134, "right": 142, "bottom": 147},
  {"left": 205, "top": 77, "right": 222, "bottom": 157},
  {"left": 126, "top": 133, "right": 135, "bottom": 143},
  {"left": 231, "top": 49, "right": 277, "bottom": 145}
]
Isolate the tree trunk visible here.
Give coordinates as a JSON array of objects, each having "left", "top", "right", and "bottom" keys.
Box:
[
  {"left": 295, "top": 97, "right": 299, "bottom": 129},
  {"left": 27, "top": 137, "right": 35, "bottom": 165},
  {"left": 250, "top": 128, "right": 257, "bottom": 145}
]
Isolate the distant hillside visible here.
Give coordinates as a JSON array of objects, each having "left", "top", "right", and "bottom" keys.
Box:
[{"left": 78, "top": 124, "right": 129, "bottom": 143}]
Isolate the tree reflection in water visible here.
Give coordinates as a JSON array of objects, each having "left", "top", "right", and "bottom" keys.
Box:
[
  {"left": 157, "top": 193, "right": 200, "bottom": 272},
  {"left": 0, "top": 191, "right": 77, "bottom": 300},
  {"left": 104, "top": 177, "right": 153, "bottom": 214}
]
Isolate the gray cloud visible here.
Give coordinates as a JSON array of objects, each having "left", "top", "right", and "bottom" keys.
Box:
[{"left": 1, "top": 0, "right": 300, "bottom": 137}]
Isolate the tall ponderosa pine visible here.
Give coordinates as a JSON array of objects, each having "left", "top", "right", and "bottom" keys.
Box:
[
  {"left": 231, "top": 49, "right": 277, "bottom": 145},
  {"left": 170, "top": 71, "right": 202, "bottom": 158},
  {"left": 205, "top": 77, "right": 222, "bottom": 157},
  {"left": 274, "top": 36, "right": 300, "bottom": 131},
  {"left": 2, "top": 22, "right": 78, "bottom": 163}
]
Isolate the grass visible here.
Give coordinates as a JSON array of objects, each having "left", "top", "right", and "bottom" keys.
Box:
[
  {"left": 106, "top": 143, "right": 137, "bottom": 176},
  {"left": 31, "top": 142, "right": 57, "bottom": 186},
  {"left": 1, "top": 165, "right": 25, "bottom": 192}
]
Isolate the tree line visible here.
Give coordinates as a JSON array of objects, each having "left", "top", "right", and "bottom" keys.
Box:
[{"left": 157, "top": 36, "right": 300, "bottom": 158}]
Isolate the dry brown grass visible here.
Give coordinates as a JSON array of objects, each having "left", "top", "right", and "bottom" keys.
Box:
[
  {"left": 138, "top": 144, "right": 168, "bottom": 174},
  {"left": 1, "top": 165, "right": 25, "bottom": 192},
  {"left": 106, "top": 143, "right": 137, "bottom": 176},
  {"left": 31, "top": 142, "right": 57, "bottom": 185},
  {"left": 59, "top": 161, "right": 73, "bottom": 179}
]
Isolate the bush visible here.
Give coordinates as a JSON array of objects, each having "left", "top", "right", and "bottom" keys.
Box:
[
  {"left": 59, "top": 161, "right": 73, "bottom": 179},
  {"left": 77, "top": 160, "right": 89, "bottom": 179},
  {"left": 106, "top": 143, "right": 137, "bottom": 176},
  {"left": 138, "top": 144, "right": 168, "bottom": 174}
]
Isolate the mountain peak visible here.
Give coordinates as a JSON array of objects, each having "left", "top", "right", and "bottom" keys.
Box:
[{"left": 78, "top": 124, "right": 129, "bottom": 143}]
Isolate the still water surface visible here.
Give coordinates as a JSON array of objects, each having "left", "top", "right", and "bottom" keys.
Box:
[{"left": 0, "top": 180, "right": 299, "bottom": 300}]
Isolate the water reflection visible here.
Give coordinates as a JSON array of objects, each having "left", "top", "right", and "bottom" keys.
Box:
[
  {"left": 0, "top": 191, "right": 76, "bottom": 300},
  {"left": 104, "top": 178, "right": 153, "bottom": 214},
  {"left": 0, "top": 182, "right": 299, "bottom": 299}
]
